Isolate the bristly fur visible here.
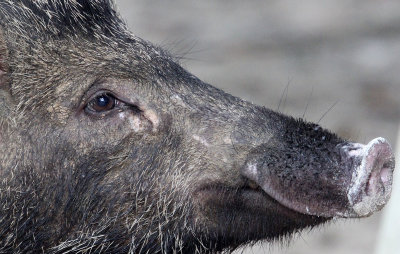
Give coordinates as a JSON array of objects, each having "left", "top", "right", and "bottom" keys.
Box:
[
  {"left": 0, "top": 0, "right": 128, "bottom": 40},
  {"left": 0, "top": 1, "right": 199, "bottom": 253},
  {"left": 0, "top": 0, "right": 370, "bottom": 253}
]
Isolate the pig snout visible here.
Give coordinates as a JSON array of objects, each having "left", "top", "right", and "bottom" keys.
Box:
[
  {"left": 345, "top": 137, "right": 395, "bottom": 217},
  {"left": 241, "top": 137, "right": 395, "bottom": 219}
]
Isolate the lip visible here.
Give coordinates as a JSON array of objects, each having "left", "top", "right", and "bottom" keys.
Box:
[{"left": 194, "top": 183, "right": 330, "bottom": 223}]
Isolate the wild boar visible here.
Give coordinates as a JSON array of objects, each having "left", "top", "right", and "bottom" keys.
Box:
[{"left": 0, "top": 0, "right": 395, "bottom": 253}]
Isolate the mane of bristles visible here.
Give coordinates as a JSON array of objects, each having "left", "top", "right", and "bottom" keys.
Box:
[{"left": 0, "top": 0, "right": 129, "bottom": 40}]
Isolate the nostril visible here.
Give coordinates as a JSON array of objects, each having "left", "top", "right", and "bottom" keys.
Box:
[
  {"left": 380, "top": 165, "right": 391, "bottom": 184},
  {"left": 365, "top": 157, "right": 394, "bottom": 195},
  {"left": 366, "top": 168, "right": 383, "bottom": 196}
]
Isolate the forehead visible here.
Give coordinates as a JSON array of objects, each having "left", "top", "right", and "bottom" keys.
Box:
[{"left": 0, "top": 1, "right": 183, "bottom": 112}]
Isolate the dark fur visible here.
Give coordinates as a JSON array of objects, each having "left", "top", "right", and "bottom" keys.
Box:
[{"left": 0, "top": 1, "right": 357, "bottom": 253}]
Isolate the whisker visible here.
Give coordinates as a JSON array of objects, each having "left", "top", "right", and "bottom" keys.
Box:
[
  {"left": 302, "top": 85, "right": 314, "bottom": 119},
  {"left": 317, "top": 100, "right": 339, "bottom": 124}
]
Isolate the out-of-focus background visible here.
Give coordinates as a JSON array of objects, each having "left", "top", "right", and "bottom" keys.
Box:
[{"left": 115, "top": 1, "right": 400, "bottom": 253}]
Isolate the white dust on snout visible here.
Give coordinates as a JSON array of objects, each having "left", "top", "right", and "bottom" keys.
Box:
[
  {"left": 347, "top": 137, "right": 391, "bottom": 217},
  {"left": 347, "top": 143, "right": 365, "bottom": 157}
]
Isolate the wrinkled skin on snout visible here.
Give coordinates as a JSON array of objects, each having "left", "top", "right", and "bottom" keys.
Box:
[{"left": 0, "top": 1, "right": 395, "bottom": 253}]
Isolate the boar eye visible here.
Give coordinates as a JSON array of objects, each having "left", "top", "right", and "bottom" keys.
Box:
[{"left": 86, "top": 93, "right": 116, "bottom": 113}]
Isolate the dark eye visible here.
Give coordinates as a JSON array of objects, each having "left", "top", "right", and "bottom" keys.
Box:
[{"left": 86, "top": 93, "right": 116, "bottom": 113}]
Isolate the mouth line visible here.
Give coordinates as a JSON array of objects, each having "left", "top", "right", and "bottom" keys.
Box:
[
  {"left": 241, "top": 183, "right": 332, "bottom": 219},
  {"left": 195, "top": 182, "right": 331, "bottom": 221}
]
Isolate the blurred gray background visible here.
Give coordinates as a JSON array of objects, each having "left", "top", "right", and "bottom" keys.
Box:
[{"left": 115, "top": 1, "right": 400, "bottom": 253}]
